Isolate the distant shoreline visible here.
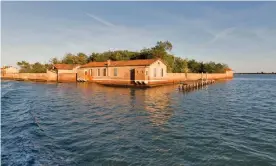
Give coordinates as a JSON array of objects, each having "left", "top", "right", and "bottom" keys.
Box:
[{"left": 235, "top": 73, "right": 276, "bottom": 74}]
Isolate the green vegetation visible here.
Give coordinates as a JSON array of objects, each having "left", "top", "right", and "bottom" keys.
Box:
[
  {"left": 17, "top": 61, "right": 50, "bottom": 73},
  {"left": 17, "top": 41, "right": 229, "bottom": 73}
]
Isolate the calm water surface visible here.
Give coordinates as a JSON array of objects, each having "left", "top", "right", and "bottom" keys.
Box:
[{"left": 1, "top": 74, "right": 276, "bottom": 166}]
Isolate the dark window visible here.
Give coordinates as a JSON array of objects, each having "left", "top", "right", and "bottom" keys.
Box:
[
  {"left": 114, "top": 68, "right": 118, "bottom": 76},
  {"left": 161, "top": 68, "right": 163, "bottom": 77},
  {"left": 90, "top": 69, "right": 93, "bottom": 76},
  {"left": 154, "top": 68, "right": 157, "bottom": 77},
  {"left": 97, "top": 69, "right": 100, "bottom": 76},
  {"left": 103, "top": 68, "right": 106, "bottom": 76},
  {"left": 85, "top": 71, "right": 88, "bottom": 75}
]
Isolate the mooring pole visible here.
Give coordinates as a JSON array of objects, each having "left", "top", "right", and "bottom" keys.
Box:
[{"left": 201, "top": 72, "right": 203, "bottom": 86}]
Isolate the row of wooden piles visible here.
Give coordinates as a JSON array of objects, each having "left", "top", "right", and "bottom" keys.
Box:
[{"left": 178, "top": 80, "right": 215, "bottom": 91}]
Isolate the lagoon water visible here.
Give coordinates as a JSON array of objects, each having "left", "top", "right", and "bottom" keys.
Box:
[{"left": 1, "top": 74, "right": 276, "bottom": 166}]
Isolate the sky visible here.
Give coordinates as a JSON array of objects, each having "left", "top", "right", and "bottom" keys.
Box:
[{"left": 1, "top": 1, "right": 276, "bottom": 73}]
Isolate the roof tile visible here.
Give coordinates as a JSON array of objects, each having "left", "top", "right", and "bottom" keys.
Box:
[
  {"left": 80, "top": 59, "right": 159, "bottom": 68},
  {"left": 53, "top": 64, "right": 80, "bottom": 70}
]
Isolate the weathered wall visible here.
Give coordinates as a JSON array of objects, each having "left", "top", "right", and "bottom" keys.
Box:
[
  {"left": 1, "top": 70, "right": 57, "bottom": 82},
  {"left": 166, "top": 73, "right": 187, "bottom": 81},
  {"left": 58, "top": 73, "right": 77, "bottom": 82},
  {"left": 148, "top": 60, "right": 167, "bottom": 79},
  {"left": 58, "top": 67, "right": 79, "bottom": 74},
  {"left": 135, "top": 67, "right": 146, "bottom": 81},
  {"left": 47, "top": 70, "right": 57, "bottom": 81},
  {"left": 186, "top": 73, "right": 203, "bottom": 80},
  {"left": 1, "top": 67, "right": 19, "bottom": 75},
  {"left": 78, "top": 66, "right": 147, "bottom": 82},
  {"left": 78, "top": 60, "right": 168, "bottom": 83},
  {"left": 165, "top": 72, "right": 233, "bottom": 83},
  {"left": 207, "top": 73, "right": 228, "bottom": 80}
]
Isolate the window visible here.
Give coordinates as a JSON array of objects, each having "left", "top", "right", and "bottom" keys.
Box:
[
  {"left": 97, "top": 69, "right": 100, "bottom": 76},
  {"left": 103, "top": 68, "right": 106, "bottom": 76},
  {"left": 114, "top": 68, "right": 118, "bottom": 76},
  {"left": 90, "top": 69, "right": 93, "bottom": 76},
  {"left": 161, "top": 68, "right": 163, "bottom": 77},
  {"left": 146, "top": 71, "right": 148, "bottom": 75},
  {"left": 85, "top": 71, "right": 88, "bottom": 75},
  {"left": 154, "top": 68, "right": 157, "bottom": 77}
]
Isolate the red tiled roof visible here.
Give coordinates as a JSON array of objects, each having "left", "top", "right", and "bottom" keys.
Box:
[
  {"left": 53, "top": 64, "right": 80, "bottom": 70},
  {"left": 81, "top": 59, "right": 159, "bottom": 68},
  {"left": 80, "top": 61, "right": 108, "bottom": 68}
]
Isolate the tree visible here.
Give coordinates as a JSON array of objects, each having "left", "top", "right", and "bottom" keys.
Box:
[
  {"left": 172, "top": 57, "right": 188, "bottom": 73},
  {"left": 76, "top": 52, "right": 88, "bottom": 64},
  {"left": 156, "top": 41, "right": 173, "bottom": 52},
  {"left": 17, "top": 61, "right": 48, "bottom": 73},
  {"left": 16, "top": 41, "right": 230, "bottom": 74},
  {"left": 188, "top": 60, "right": 201, "bottom": 73},
  {"left": 17, "top": 61, "right": 31, "bottom": 73},
  {"left": 32, "top": 62, "right": 47, "bottom": 73},
  {"left": 50, "top": 57, "right": 61, "bottom": 64}
]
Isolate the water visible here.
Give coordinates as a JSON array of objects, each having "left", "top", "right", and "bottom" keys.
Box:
[{"left": 1, "top": 74, "right": 276, "bottom": 166}]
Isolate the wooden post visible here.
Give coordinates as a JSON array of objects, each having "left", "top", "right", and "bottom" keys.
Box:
[{"left": 201, "top": 72, "right": 203, "bottom": 86}]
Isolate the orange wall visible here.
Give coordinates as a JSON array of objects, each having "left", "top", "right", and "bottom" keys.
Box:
[
  {"left": 78, "top": 60, "right": 168, "bottom": 82},
  {"left": 58, "top": 73, "right": 77, "bottom": 82},
  {"left": 165, "top": 72, "right": 233, "bottom": 82},
  {"left": 78, "top": 66, "right": 148, "bottom": 82},
  {"left": 1, "top": 70, "right": 57, "bottom": 82},
  {"left": 135, "top": 68, "right": 146, "bottom": 81},
  {"left": 148, "top": 60, "right": 167, "bottom": 79}
]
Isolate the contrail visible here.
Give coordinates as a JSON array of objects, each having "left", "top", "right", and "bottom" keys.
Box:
[
  {"left": 207, "top": 27, "right": 236, "bottom": 44},
  {"left": 86, "top": 13, "right": 115, "bottom": 27}
]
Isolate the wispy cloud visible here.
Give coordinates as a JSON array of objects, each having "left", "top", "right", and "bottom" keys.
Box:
[
  {"left": 86, "top": 13, "right": 115, "bottom": 27},
  {"left": 2, "top": 2, "right": 276, "bottom": 72},
  {"left": 205, "top": 27, "right": 236, "bottom": 45}
]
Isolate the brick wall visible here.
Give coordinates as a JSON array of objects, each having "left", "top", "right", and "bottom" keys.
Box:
[
  {"left": 1, "top": 70, "right": 57, "bottom": 82},
  {"left": 58, "top": 73, "right": 77, "bottom": 82}
]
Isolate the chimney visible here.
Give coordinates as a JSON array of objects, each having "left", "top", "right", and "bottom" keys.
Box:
[{"left": 107, "top": 59, "right": 111, "bottom": 66}]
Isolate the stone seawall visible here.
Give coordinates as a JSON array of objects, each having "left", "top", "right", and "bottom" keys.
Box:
[
  {"left": 1, "top": 70, "right": 233, "bottom": 85},
  {"left": 1, "top": 70, "right": 57, "bottom": 82},
  {"left": 166, "top": 72, "right": 233, "bottom": 82}
]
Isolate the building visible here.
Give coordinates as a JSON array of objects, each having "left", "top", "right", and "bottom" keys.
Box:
[
  {"left": 225, "top": 68, "right": 234, "bottom": 78},
  {"left": 1, "top": 60, "right": 234, "bottom": 85},
  {"left": 1, "top": 66, "right": 19, "bottom": 76},
  {"left": 77, "top": 59, "right": 168, "bottom": 86},
  {"left": 52, "top": 64, "right": 80, "bottom": 82}
]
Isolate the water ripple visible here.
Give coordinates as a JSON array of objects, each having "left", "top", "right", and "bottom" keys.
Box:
[{"left": 1, "top": 75, "right": 276, "bottom": 165}]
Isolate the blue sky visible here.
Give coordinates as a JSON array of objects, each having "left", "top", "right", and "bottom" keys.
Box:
[{"left": 2, "top": 1, "right": 276, "bottom": 72}]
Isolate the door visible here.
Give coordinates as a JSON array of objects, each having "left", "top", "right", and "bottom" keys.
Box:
[{"left": 130, "top": 69, "right": 135, "bottom": 82}]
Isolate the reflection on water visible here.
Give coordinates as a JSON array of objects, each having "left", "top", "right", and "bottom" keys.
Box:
[
  {"left": 144, "top": 86, "right": 175, "bottom": 126},
  {"left": 2, "top": 75, "right": 276, "bottom": 166},
  {"left": 77, "top": 83, "right": 177, "bottom": 126}
]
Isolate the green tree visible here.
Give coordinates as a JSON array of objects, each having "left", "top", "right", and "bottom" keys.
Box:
[
  {"left": 76, "top": 52, "right": 88, "bottom": 64},
  {"left": 17, "top": 61, "right": 32, "bottom": 73},
  {"left": 16, "top": 41, "right": 230, "bottom": 74},
  {"left": 50, "top": 57, "right": 61, "bottom": 64},
  {"left": 172, "top": 57, "right": 188, "bottom": 73},
  {"left": 187, "top": 60, "right": 201, "bottom": 73},
  {"left": 32, "top": 62, "right": 47, "bottom": 73}
]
